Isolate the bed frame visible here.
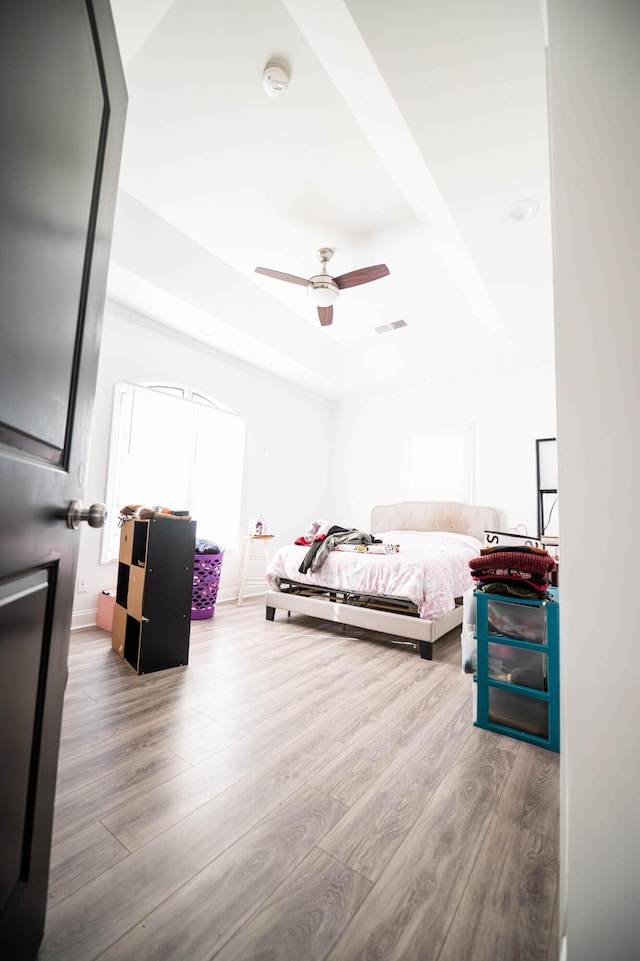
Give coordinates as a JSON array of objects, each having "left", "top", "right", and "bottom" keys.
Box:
[{"left": 265, "top": 501, "right": 499, "bottom": 659}]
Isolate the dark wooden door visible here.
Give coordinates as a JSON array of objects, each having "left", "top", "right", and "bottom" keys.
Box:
[{"left": 0, "top": 2, "right": 126, "bottom": 958}]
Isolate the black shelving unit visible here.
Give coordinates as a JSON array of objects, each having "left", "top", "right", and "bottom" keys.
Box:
[{"left": 112, "top": 517, "right": 196, "bottom": 674}]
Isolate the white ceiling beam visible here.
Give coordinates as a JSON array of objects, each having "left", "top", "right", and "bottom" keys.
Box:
[{"left": 281, "top": 0, "right": 508, "bottom": 337}]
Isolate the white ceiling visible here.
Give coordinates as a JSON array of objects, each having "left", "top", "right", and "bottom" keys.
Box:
[{"left": 107, "top": 0, "right": 553, "bottom": 402}]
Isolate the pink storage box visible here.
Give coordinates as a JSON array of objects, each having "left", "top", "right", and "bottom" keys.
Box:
[{"left": 96, "top": 590, "right": 117, "bottom": 631}]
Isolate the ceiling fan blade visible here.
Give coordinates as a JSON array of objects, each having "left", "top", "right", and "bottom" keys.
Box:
[
  {"left": 255, "top": 267, "right": 310, "bottom": 287},
  {"left": 334, "top": 264, "right": 390, "bottom": 289},
  {"left": 318, "top": 305, "right": 333, "bottom": 327}
]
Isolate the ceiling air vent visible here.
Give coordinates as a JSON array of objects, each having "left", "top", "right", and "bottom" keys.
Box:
[{"left": 375, "top": 319, "right": 407, "bottom": 334}]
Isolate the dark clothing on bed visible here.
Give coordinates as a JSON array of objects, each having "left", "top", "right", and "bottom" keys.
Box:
[{"left": 298, "top": 526, "right": 378, "bottom": 574}]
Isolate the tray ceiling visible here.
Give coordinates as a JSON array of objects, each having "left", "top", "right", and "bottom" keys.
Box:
[{"left": 108, "top": 0, "right": 553, "bottom": 401}]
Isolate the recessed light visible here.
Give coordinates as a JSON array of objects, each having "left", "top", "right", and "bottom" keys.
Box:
[{"left": 507, "top": 199, "right": 539, "bottom": 223}]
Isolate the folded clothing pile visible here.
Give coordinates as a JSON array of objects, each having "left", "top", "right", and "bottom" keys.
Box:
[
  {"left": 120, "top": 503, "right": 192, "bottom": 522},
  {"left": 469, "top": 545, "right": 557, "bottom": 600}
]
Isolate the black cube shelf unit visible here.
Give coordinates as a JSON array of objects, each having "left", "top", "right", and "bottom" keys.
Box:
[{"left": 112, "top": 517, "right": 196, "bottom": 674}]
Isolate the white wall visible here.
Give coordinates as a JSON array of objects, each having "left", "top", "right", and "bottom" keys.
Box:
[
  {"left": 329, "top": 365, "right": 557, "bottom": 532},
  {"left": 75, "top": 307, "right": 555, "bottom": 628},
  {"left": 72, "top": 305, "right": 332, "bottom": 626},
  {"left": 548, "top": 2, "right": 640, "bottom": 959}
]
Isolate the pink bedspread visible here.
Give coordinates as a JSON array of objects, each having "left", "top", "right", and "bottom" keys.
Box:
[{"left": 265, "top": 530, "right": 481, "bottom": 621}]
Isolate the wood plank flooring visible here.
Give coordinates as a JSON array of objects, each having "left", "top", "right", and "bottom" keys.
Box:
[{"left": 38, "top": 597, "right": 559, "bottom": 961}]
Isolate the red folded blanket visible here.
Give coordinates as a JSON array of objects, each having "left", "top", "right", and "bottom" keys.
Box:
[{"left": 470, "top": 550, "right": 556, "bottom": 577}]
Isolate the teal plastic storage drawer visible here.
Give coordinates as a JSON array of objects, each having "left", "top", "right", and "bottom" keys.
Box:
[
  {"left": 488, "top": 686, "right": 549, "bottom": 740},
  {"left": 487, "top": 641, "right": 547, "bottom": 690},
  {"left": 486, "top": 596, "right": 546, "bottom": 643},
  {"left": 474, "top": 588, "right": 559, "bottom": 752}
]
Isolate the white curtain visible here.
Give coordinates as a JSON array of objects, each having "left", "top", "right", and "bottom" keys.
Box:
[{"left": 103, "top": 383, "right": 245, "bottom": 561}]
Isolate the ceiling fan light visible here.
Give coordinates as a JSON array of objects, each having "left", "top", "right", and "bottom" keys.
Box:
[{"left": 307, "top": 282, "right": 339, "bottom": 307}]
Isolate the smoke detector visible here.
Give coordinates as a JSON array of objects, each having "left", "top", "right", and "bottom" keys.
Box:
[
  {"left": 262, "top": 62, "right": 289, "bottom": 98},
  {"left": 507, "top": 199, "right": 540, "bottom": 223}
]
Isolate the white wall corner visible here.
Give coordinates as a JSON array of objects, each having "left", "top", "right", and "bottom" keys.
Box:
[{"left": 540, "top": 0, "right": 549, "bottom": 47}]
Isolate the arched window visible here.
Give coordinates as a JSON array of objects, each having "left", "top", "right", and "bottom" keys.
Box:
[{"left": 101, "top": 381, "right": 245, "bottom": 562}]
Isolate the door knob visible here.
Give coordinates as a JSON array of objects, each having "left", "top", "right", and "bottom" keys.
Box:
[{"left": 67, "top": 501, "right": 107, "bottom": 530}]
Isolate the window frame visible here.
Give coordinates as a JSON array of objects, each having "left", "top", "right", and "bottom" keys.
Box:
[{"left": 101, "top": 380, "right": 244, "bottom": 563}]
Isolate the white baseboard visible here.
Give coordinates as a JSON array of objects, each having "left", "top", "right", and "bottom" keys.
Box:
[
  {"left": 216, "top": 586, "right": 237, "bottom": 604},
  {"left": 217, "top": 586, "right": 265, "bottom": 604},
  {"left": 71, "top": 607, "right": 98, "bottom": 631},
  {"left": 71, "top": 586, "right": 264, "bottom": 631}
]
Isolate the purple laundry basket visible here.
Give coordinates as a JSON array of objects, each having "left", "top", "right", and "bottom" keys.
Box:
[{"left": 191, "top": 551, "right": 224, "bottom": 620}]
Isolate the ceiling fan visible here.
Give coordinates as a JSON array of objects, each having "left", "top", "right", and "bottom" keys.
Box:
[{"left": 255, "top": 247, "right": 390, "bottom": 327}]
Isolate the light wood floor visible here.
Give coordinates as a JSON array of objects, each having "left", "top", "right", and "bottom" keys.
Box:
[{"left": 39, "top": 596, "right": 559, "bottom": 961}]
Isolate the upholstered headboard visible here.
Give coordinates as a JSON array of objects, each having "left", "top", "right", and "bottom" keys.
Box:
[{"left": 370, "top": 501, "right": 499, "bottom": 543}]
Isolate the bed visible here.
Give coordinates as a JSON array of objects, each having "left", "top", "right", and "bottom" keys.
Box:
[{"left": 265, "top": 501, "right": 499, "bottom": 659}]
